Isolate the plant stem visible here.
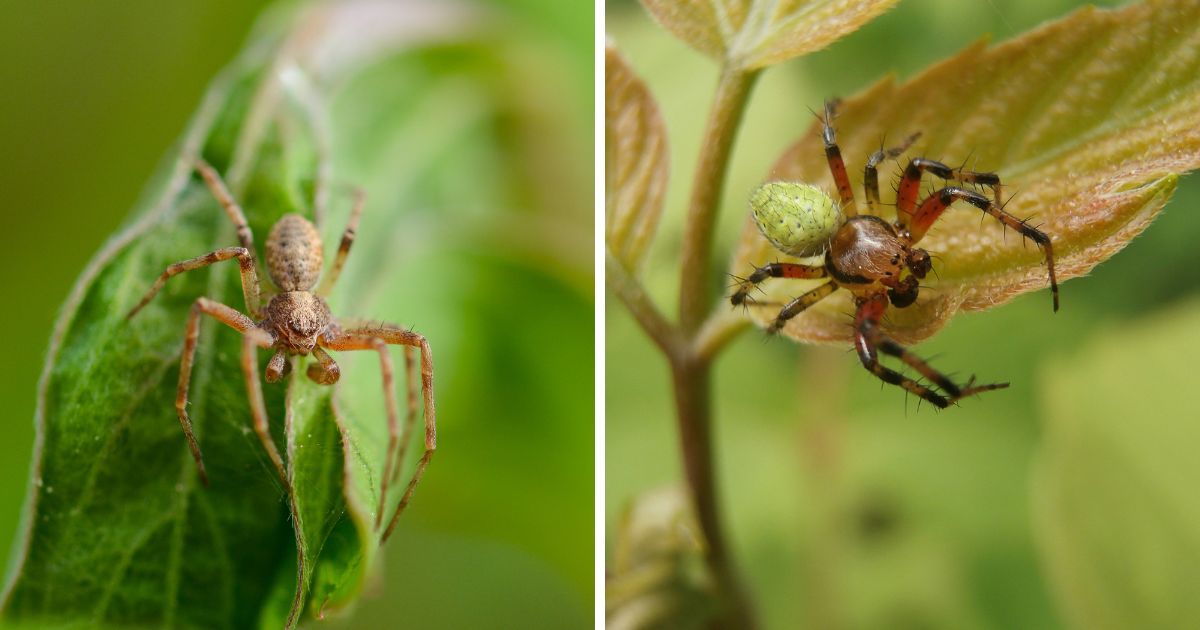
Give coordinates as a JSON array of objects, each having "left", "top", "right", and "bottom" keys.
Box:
[
  {"left": 672, "top": 63, "right": 761, "bottom": 628},
  {"left": 609, "top": 59, "right": 760, "bottom": 627},
  {"left": 606, "top": 251, "right": 683, "bottom": 359},
  {"left": 678, "top": 66, "right": 760, "bottom": 335},
  {"left": 670, "top": 353, "right": 756, "bottom": 628},
  {"left": 695, "top": 308, "right": 750, "bottom": 362}
]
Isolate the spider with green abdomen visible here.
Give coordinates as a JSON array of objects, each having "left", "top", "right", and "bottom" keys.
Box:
[
  {"left": 127, "top": 158, "right": 435, "bottom": 542},
  {"left": 732, "top": 100, "right": 1059, "bottom": 409}
]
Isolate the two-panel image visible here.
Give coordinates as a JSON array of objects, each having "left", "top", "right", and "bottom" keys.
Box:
[{"left": 0, "top": 0, "right": 1196, "bottom": 628}]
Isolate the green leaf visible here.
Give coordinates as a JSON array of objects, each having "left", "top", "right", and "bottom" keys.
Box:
[
  {"left": 731, "top": 0, "right": 1200, "bottom": 344},
  {"left": 637, "top": 0, "right": 898, "bottom": 70},
  {"left": 0, "top": 3, "right": 480, "bottom": 628},
  {"left": 606, "top": 41, "right": 670, "bottom": 274},
  {"left": 1032, "top": 299, "right": 1200, "bottom": 629}
]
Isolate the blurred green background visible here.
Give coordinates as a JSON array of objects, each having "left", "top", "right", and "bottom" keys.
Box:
[
  {"left": 0, "top": 1, "right": 592, "bottom": 628},
  {"left": 606, "top": 0, "right": 1200, "bottom": 628}
]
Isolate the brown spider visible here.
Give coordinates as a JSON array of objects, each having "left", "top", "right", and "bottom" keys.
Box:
[
  {"left": 732, "top": 100, "right": 1059, "bottom": 409},
  {"left": 127, "top": 159, "right": 435, "bottom": 540}
]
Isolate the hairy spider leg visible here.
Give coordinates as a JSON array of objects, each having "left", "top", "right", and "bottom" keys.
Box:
[
  {"left": 730, "top": 262, "right": 827, "bottom": 306},
  {"left": 854, "top": 294, "right": 1008, "bottom": 409},
  {"left": 317, "top": 188, "right": 365, "bottom": 297},
  {"left": 368, "top": 337, "right": 402, "bottom": 531},
  {"left": 174, "top": 297, "right": 258, "bottom": 486},
  {"left": 240, "top": 331, "right": 290, "bottom": 490},
  {"left": 767, "top": 280, "right": 839, "bottom": 334},
  {"left": 389, "top": 346, "right": 419, "bottom": 485},
  {"left": 908, "top": 186, "right": 1059, "bottom": 311},
  {"left": 820, "top": 100, "right": 857, "bottom": 215},
  {"left": 895, "top": 158, "right": 1002, "bottom": 229},
  {"left": 321, "top": 325, "right": 436, "bottom": 542},
  {"left": 126, "top": 247, "right": 260, "bottom": 320},
  {"left": 863, "top": 132, "right": 921, "bottom": 212},
  {"left": 193, "top": 160, "right": 268, "bottom": 313}
]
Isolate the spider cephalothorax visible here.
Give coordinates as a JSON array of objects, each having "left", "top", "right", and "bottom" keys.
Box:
[{"left": 732, "top": 100, "right": 1058, "bottom": 409}]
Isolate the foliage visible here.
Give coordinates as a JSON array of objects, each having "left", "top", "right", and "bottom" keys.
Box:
[
  {"left": 1, "top": 1, "right": 594, "bottom": 628},
  {"left": 606, "top": 0, "right": 1200, "bottom": 627},
  {"left": 638, "top": 0, "right": 899, "bottom": 70},
  {"left": 734, "top": 0, "right": 1200, "bottom": 343}
]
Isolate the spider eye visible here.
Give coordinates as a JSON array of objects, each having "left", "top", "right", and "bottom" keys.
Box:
[{"left": 750, "top": 181, "right": 841, "bottom": 257}]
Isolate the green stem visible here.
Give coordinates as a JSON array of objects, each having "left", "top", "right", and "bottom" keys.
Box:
[
  {"left": 672, "top": 63, "right": 761, "bottom": 628},
  {"left": 609, "top": 59, "right": 760, "bottom": 627},
  {"left": 695, "top": 309, "right": 750, "bottom": 363},
  {"left": 678, "top": 66, "right": 761, "bottom": 335},
  {"left": 670, "top": 353, "right": 756, "bottom": 628},
  {"left": 606, "top": 251, "right": 683, "bottom": 359}
]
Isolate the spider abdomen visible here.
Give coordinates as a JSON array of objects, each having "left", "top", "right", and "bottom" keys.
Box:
[
  {"left": 750, "top": 181, "right": 842, "bottom": 257},
  {"left": 826, "top": 215, "right": 906, "bottom": 287},
  {"left": 266, "top": 214, "right": 324, "bottom": 291}
]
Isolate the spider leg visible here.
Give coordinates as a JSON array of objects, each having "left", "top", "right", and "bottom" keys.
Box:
[
  {"left": 908, "top": 186, "right": 1059, "bottom": 311},
  {"left": 864, "top": 132, "right": 921, "bottom": 212},
  {"left": 767, "top": 280, "right": 838, "bottom": 334},
  {"left": 316, "top": 188, "right": 365, "bottom": 297},
  {"left": 240, "top": 330, "right": 289, "bottom": 489},
  {"left": 855, "top": 294, "right": 1008, "bottom": 408},
  {"left": 127, "top": 246, "right": 262, "bottom": 319},
  {"left": 193, "top": 159, "right": 268, "bottom": 305},
  {"left": 895, "top": 158, "right": 1002, "bottom": 229},
  {"left": 321, "top": 324, "right": 435, "bottom": 542},
  {"left": 175, "top": 297, "right": 268, "bottom": 486},
  {"left": 390, "top": 346, "right": 419, "bottom": 485},
  {"left": 821, "top": 99, "right": 857, "bottom": 215},
  {"left": 730, "top": 262, "right": 827, "bottom": 306}
]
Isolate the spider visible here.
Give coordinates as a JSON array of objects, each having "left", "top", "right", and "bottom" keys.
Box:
[
  {"left": 731, "top": 100, "right": 1059, "bottom": 409},
  {"left": 127, "top": 158, "right": 435, "bottom": 540}
]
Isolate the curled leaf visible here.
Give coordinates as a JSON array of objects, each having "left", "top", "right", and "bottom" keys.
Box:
[
  {"left": 606, "top": 486, "right": 717, "bottom": 630},
  {"left": 606, "top": 41, "right": 670, "bottom": 273},
  {"left": 637, "top": 0, "right": 898, "bottom": 70},
  {"left": 731, "top": 0, "right": 1200, "bottom": 344}
]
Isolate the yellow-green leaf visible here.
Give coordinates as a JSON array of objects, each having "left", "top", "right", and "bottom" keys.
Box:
[
  {"left": 1033, "top": 299, "right": 1200, "bottom": 629},
  {"left": 731, "top": 0, "right": 1200, "bottom": 344},
  {"left": 637, "top": 0, "right": 898, "bottom": 70},
  {"left": 606, "top": 41, "right": 670, "bottom": 273}
]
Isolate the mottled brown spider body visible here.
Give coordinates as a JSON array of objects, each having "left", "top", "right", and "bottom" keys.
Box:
[
  {"left": 267, "top": 214, "right": 324, "bottom": 291},
  {"left": 128, "top": 160, "right": 435, "bottom": 542},
  {"left": 733, "top": 100, "right": 1059, "bottom": 409},
  {"left": 262, "top": 290, "right": 331, "bottom": 355}
]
